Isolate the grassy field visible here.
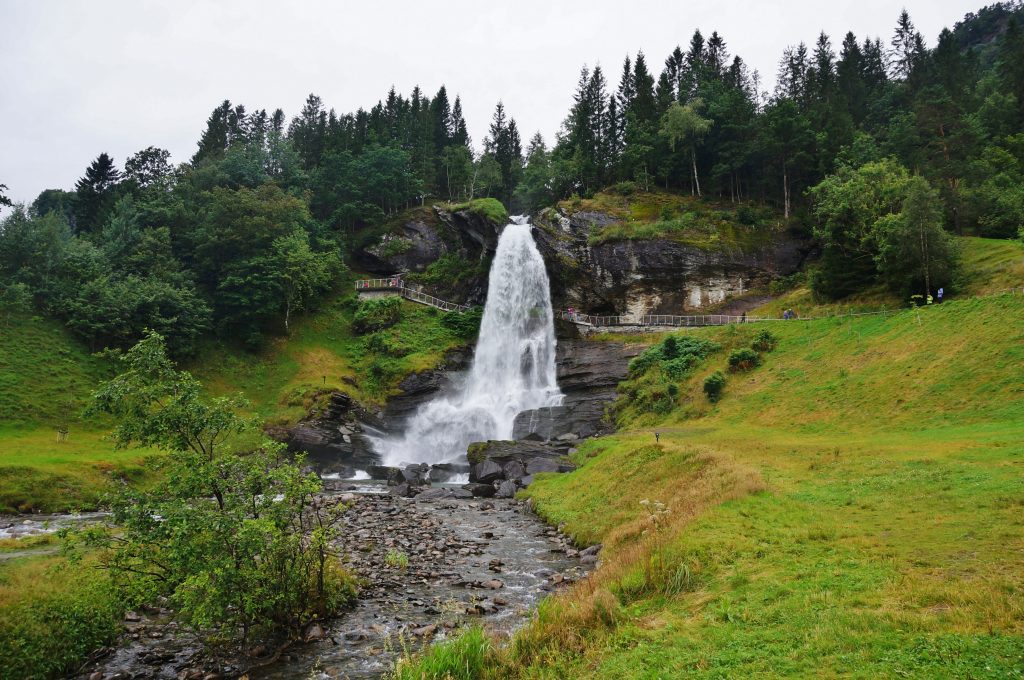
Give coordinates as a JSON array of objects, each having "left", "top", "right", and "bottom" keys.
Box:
[{"left": 399, "top": 293, "right": 1024, "bottom": 678}]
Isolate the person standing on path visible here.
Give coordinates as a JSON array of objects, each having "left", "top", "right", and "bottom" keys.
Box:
[{"left": 655, "top": 431, "right": 660, "bottom": 443}]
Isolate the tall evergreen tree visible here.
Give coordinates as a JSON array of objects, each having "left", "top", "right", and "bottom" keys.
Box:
[{"left": 74, "top": 153, "right": 121, "bottom": 232}]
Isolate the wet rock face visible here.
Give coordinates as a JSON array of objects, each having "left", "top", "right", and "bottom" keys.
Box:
[
  {"left": 533, "top": 207, "right": 807, "bottom": 316},
  {"left": 513, "top": 340, "right": 642, "bottom": 441},
  {"left": 352, "top": 206, "right": 504, "bottom": 305},
  {"left": 283, "top": 348, "right": 471, "bottom": 475}
]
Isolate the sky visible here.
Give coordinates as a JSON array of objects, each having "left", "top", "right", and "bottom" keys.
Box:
[{"left": 0, "top": 0, "right": 984, "bottom": 208}]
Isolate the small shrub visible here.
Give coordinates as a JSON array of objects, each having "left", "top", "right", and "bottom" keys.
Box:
[
  {"left": 666, "top": 382, "right": 679, "bottom": 398},
  {"left": 751, "top": 329, "right": 777, "bottom": 352},
  {"left": 768, "top": 271, "right": 806, "bottom": 295},
  {"left": 736, "top": 204, "right": 760, "bottom": 226},
  {"left": 728, "top": 348, "right": 761, "bottom": 372},
  {"left": 366, "top": 332, "right": 411, "bottom": 357},
  {"left": 703, "top": 371, "right": 726, "bottom": 402},
  {"left": 441, "top": 307, "right": 483, "bottom": 338},
  {"left": 662, "top": 356, "right": 696, "bottom": 380},
  {"left": 608, "top": 181, "right": 639, "bottom": 196},
  {"left": 353, "top": 296, "right": 402, "bottom": 334},
  {"left": 385, "top": 549, "right": 409, "bottom": 570}
]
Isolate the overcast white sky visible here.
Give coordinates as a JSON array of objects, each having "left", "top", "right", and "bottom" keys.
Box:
[{"left": 0, "top": 0, "right": 982, "bottom": 208}]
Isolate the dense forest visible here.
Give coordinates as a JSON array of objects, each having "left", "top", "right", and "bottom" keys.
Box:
[{"left": 1, "top": 3, "right": 1022, "bottom": 354}]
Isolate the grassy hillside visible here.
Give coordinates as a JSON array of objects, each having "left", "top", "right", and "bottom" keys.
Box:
[
  {"left": 0, "top": 313, "right": 156, "bottom": 512},
  {"left": 401, "top": 292, "right": 1024, "bottom": 677},
  {"left": 751, "top": 235, "right": 1024, "bottom": 319},
  {"left": 0, "top": 283, "right": 475, "bottom": 512},
  {"left": 192, "top": 288, "right": 475, "bottom": 427},
  {"left": 552, "top": 186, "right": 785, "bottom": 251}
]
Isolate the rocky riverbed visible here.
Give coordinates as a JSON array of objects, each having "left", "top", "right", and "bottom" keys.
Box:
[{"left": 76, "top": 487, "right": 593, "bottom": 680}]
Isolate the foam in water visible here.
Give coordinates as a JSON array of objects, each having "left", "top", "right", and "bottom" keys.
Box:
[{"left": 372, "top": 219, "right": 562, "bottom": 465}]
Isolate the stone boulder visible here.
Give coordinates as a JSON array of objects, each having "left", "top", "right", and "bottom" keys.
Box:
[
  {"left": 495, "top": 480, "right": 518, "bottom": 499},
  {"left": 465, "top": 483, "right": 497, "bottom": 498},
  {"left": 470, "top": 460, "right": 504, "bottom": 484}
]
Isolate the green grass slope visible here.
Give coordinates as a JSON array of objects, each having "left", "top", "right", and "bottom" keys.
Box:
[
  {"left": 401, "top": 292, "right": 1024, "bottom": 678},
  {"left": 0, "top": 313, "right": 154, "bottom": 512},
  {"left": 0, "top": 282, "right": 475, "bottom": 512},
  {"left": 517, "top": 294, "right": 1024, "bottom": 678}
]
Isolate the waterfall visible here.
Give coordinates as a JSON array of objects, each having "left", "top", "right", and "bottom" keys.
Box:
[{"left": 372, "top": 218, "right": 562, "bottom": 465}]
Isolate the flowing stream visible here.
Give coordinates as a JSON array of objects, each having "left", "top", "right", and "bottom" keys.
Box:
[{"left": 372, "top": 219, "right": 562, "bottom": 466}]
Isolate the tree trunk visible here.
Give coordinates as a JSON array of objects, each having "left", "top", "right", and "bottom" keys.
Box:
[
  {"left": 691, "top": 149, "right": 702, "bottom": 198},
  {"left": 783, "top": 161, "right": 790, "bottom": 219}
]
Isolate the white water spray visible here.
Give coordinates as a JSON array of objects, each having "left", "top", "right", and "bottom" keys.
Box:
[{"left": 373, "top": 219, "right": 562, "bottom": 465}]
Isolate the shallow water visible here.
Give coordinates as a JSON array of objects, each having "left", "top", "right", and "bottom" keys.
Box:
[{"left": 78, "top": 487, "right": 587, "bottom": 679}]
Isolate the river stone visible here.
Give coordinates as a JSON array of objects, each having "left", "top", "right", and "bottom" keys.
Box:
[
  {"left": 526, "top": 458, "right": 560, "bottom": 474},
  {"left": 519, "top": 474, "right": 534, "bottom": 487},
  {"left": 368, "top": 465, "right": 400, "bottom": 481},
  {"left": 415, "top": 488, "right": 451, "bottom": 501},
  {"left": 502, "top": 460, "right": 526, "bottom": 480},
  {"left": 450, "top": 488, "right": 474, "bottom": 499},
  {"left": 389, "top": 483, "right": 420, "bottom": 498},
  {"left": 465, "top": 483, "right": 496, "bottom": 498},
  {"left": 403, "top": 464, "right": 430, "bottom": 485},
  {"left": 470, "top": 460, "right": 503, "bottom": 484},
  {"left": 495, "top": 479, "right": 517, "bottom": 498}
]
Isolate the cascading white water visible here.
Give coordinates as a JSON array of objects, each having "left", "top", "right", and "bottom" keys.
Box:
[{"left": 372, "top": 218, "right": 562, "bottom": 465}]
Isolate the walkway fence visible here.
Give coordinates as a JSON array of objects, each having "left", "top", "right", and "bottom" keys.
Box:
[
  {"left": 357, "top": 277, "right": 1024, "bottom": 329},
  {"left": 354, "top": 278, "right": 471, "bottom": 313}
]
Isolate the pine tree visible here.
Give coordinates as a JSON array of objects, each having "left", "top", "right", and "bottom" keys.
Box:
[
  {"left": 837, "top": 32, "right": 867, "bottom": 121},
  {"left": 289, "top": 94, "right": 328, "bottom": 169},
  {"left": 451, "top": 96, "right": 470, "bottom": 147},
  {"left": 430, "top": 85, "right": 452, "bottom": 151},
  {"left": 74, "top": 153, "right": 121, "bottom": 232},
  {"left": 706, "top": 31, "right": 728, "bottom": 79},
  {"left": 891, "top": 9, "right": 923, "bottom": 81},
  {"left": 996, "top": 17, "right": 1024, "bottom": 125},
  {"left": 193, "top": 100, "right": 233, "bottom": 163}
]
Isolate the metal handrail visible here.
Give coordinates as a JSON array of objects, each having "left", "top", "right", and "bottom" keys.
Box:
[
  {"left": 357, "top": 277, "right": 1024, "bottom": 327},
  {"left": 354, "top": 278, "right": 471, "bottom": 313}
]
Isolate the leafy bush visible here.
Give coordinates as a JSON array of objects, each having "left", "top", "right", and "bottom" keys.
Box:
[
  {"left": 608, "top": 181, "right": 639, "bottom": 196},
  {"left": 768, "top": 271, "right": 806, "bottom": 295},
  {"left": 703, "top": 371, "right": 726, "bottom": 402},
  {"left": 353, "top": 295, "right": 402, "bottom": 334},
  {"left": 77, "top": 332, "right": 356, "bottom": 651},
  {"left": 663, "top": 356, "right": 697, "bottom": 380},
  {"left": 441, "top": 306, "right": 483, "bottom": 338},
  {"left": 366, "top": 331, "right": 411, "bottom": 357},
  {"left": 629, "top": 335, "right": 719, "bottom": 376},
  {"left": 751, "top": 329, "right": 778, "bottom": 352},
  {"left": 728, "top": 348, "right": 762, "bottom": 372}
]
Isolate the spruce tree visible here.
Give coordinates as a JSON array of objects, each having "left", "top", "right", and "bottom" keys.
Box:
[
  {"left": 74, "top": 153, "right": 121, "bottom": 232},
  {"left": 193, "top": 100, "right": 233, "bottom": 163}
]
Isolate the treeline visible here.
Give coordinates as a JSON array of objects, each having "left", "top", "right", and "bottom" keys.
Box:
[
  {"left": 0, "top": 85, "right": 530, "bottom": 354},
  {"left": 1, "top": 3, "right": 1022, "bottom": 342},
  {"left": 520, "top": 3, "right": 1024, "bottom": 240}
]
